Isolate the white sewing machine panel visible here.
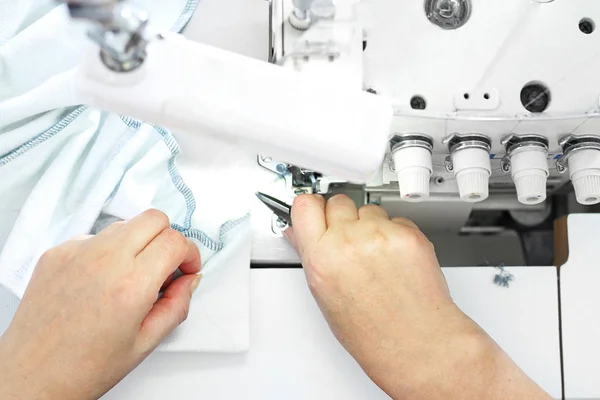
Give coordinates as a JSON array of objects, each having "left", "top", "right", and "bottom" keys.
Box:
[{"left": 268, "top": 0, "right": 600, "bottom": 207}]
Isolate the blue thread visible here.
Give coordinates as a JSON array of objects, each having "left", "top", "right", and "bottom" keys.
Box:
[
  {"left": 0, "top": 106, "right": 88, "bottom": 166},
  {"left": 175, "top": 214, "right": 251, "bottom": 252},
  {"left": 150, "top": 125, "right": 250, "bottom": 252},
  {"left": 171, "top": 0, "right": 200, "bottom": 32},
  {"left": 117, "top": 117, "right": 197, "bottom": 230},
  {"left": 152, "top": 125, "right": 197, "bottom": 229},
  {"left": 119, "top": 116, "right": 141, "bottom": 130},
  {"left": 117, "top": 119, "right": 249, "bottom": 252}
]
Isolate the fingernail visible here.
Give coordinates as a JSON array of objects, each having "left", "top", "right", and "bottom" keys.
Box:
[
  {"left": 190, "top": 274, "right": 202, "bottom": 294},
  {"left": 282, "top": 228, "right": 294, "bottom": 244}
]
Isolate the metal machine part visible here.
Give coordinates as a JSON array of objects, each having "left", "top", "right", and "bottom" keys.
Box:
[
  {"left": 63, "top": 0, "right": 150, "bottom": 72},
  {"left": 424, "top": 0, "right": 472, "bottom": 30},
  {"left": 256, "top": 192, "right": 293, "bottom": 228},
  {"left": 64, "top": 0, "right": 121, "bottom": 20}
]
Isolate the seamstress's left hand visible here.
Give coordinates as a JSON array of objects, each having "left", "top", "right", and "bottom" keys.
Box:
[{"left": 0, "top": 210, "right": 201, "bottom": 400}]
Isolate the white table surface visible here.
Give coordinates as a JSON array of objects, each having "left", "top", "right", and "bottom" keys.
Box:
[{"left": 561, "top": 214, "right": 600, "bottom": 400}]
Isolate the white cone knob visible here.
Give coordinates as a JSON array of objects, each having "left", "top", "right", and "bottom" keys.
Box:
[
  {"left": 392, "top": 146, "right": 432, "bottom": 202},
  {"left": 510, "top": 149, "right": 548, "bottom": 205},
  {"left": 289, "top": 11, "right": 311, "bottom": 30},
  {"left": 572, "top": 172, "right": 600, "bottom": 205},
  {"left": 397, "top": 167, "right": 431, "bottom": 202},
  {"left": 514, "top": 171, "right": 547, "bottom": 205},
  {"left": 456, "top": 169, "right": 489, "bottom": 202},
  {"left": 568, "top": 149, "right": 600, "bottom": 205},
  {"left": 451, "top": 147, "right": 491, "bottom": 202}
]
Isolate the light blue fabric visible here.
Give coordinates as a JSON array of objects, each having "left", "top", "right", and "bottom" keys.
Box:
[{"left": 0, "top": 0, "right": 250, "bottom": 299}]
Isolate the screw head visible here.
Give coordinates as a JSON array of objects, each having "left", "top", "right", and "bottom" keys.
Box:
[
  {"left": 425, "top": 0, "right": 471, "bottom": 30},
  {"left": 388, "top": 157, "right": 396, "bottom": 172},
  {"left": 275, "top": 218, "right": 288, "bottom": 229},
  {"left": 444, "top": 156, "right": 454, "bottom": 172}
]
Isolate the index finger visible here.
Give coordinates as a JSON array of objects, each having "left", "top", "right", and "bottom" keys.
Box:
[
  {"left": 114, "top": 209, "right": 171, "bottom": 255},
  {"left": 137, "top": 230, "right": 201, "bottom": 287},
  {"left": 290, "top": 194, "right": 327, "bottom": 256}
]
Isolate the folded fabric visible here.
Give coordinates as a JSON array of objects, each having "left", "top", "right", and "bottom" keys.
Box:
[{"left": 0, "top": 0, "right": 253, "bottom": 352}]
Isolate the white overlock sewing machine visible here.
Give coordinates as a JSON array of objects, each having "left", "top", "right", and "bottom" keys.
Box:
[{"left": 62, "top": 0, "right": 600, "bottom": 398}]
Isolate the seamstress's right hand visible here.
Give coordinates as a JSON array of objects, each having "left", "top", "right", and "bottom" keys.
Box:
[
  {"left": 0, "top": 210, "right": 201, "bottom": 400},
  {"left": 285, "top": 194, "right": 551, "bottom": 400}
]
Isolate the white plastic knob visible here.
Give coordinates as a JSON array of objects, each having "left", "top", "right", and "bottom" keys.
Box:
[
  {"left": 572, "top": 172, "right": 600, "bottom": 205},
  {"left": 568, "top": 149, "right": 600, "bottom": 205},
  {"left": 510, "top": 149, "right": 549, "bottom": 205},
  {"left": 392, "top": 146, "right": 432, "bottom": 202},
  {"left": 289, "top": 10, "right": 312, "bottom": 30},
  {"left": 451, "top": 147, "right": 491, "bottom": 202}
]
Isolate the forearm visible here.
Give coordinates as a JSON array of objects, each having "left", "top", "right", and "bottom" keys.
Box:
[
  {"left": 0, "top": 336, "right": 48, "bottom": 400},
  {"left": 0, "top": 334, "right": 78, "bottom": 400},
  {"left": 0, "top": 337, "right": 32, "bottom": 399},
  {"left": 353, "top": 311, "right": 552, "bottom": 400},
  {"left": 0, "top": 365, "right": 43, "bottom": 400}
]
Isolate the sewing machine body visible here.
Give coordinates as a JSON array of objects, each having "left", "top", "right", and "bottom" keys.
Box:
[
  {"left": 265, "top": 0, "right": 600, "bottom": 208},
  {"left": 71, "top": 0, "right": 600, "bottom": 228},
  {"left": 255, "top": 0, "right": 600, "bottom": 270}
]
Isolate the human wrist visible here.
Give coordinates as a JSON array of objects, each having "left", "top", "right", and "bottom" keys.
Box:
[
  {"left": 0, "top": 336, "right": 30, "bottom": 400},
  {"left": 0, "top": 333, "right": 68, "bottom": 400},
  {"left": 358, "top": 306, "right": 498, "bottom": 399}
]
